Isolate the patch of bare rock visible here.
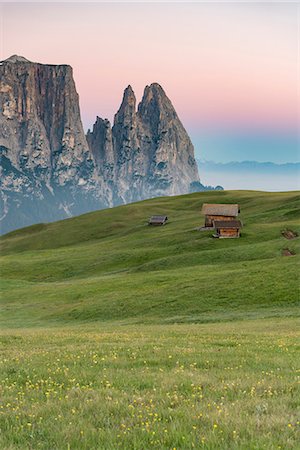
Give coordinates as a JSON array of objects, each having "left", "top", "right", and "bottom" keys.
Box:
[
  {"left": 282, "top": 248, "right": 296, "bottom": 257},
  {"left": 281, "top": 229, "right": 298, "bottom": 240}
]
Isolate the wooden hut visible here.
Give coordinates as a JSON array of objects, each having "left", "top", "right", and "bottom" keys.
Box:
[
  {"left": 213, "top": 220, "right": 242, "bottom": 238},
  {"left": 149, "top": 215, "right": 168, "bottom": 226},
  {"left": 201, "top": 203, "right": 240, "bottom": 228}
]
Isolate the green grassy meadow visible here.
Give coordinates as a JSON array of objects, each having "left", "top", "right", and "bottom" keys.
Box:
[{"left": 0, "top": 190, "right": 299, "bottom": 449}]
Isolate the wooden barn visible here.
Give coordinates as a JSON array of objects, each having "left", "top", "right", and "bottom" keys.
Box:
[
  {"left": 213, "top": 220, "right": 242, "bottom": 238},
  {"left": 149, "top": 215, "right": 168, "bottom": 226},
  {"left": 201, "top": 203, "right": 240, "bottom": 228}
]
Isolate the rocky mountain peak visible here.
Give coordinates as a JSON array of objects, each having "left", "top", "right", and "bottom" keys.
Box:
[
  {"left": 92, "top": 116, "right": 111, "bottom": 129},
  {"left": 124, "top": 84, "right": 135, "bottom": 97},
  {"left": 140, "top": 82, "right": 174, "bottom": 111},
  {"left": 87, "top": 82, "right": 201, "bottom": 203},
  {"left": 1, "top": 55, "right": 31, "bottom": 64},
  {"left": 122, "top": 85, "right": 136, "bottom": 106},
  {"left": 144, "top": 82, "right": 166, "bottom": 97},
  {"left": 138, "top": 82, "right": 177, "bottom": 134},
  {"left": 114, "top": 85, "right": 136, "bottom": 126}
]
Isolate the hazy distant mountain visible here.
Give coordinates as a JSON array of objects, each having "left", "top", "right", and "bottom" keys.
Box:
[
  {"left": 198, "top": 160, "right": 300, "bottom": 191},
  {"left": 199, "top": 160, "right": 299, "bottom": 172},
  {"left": 0, "top": 55, "right": 203, "bottom": 234}
]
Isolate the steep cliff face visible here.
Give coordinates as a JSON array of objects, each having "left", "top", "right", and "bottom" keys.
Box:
[
  {"left": 88, "top": 83, "right": 200, "bottom": 203},
  {"left": 0, "top": 55, "right": 107, "bottom": 234}
]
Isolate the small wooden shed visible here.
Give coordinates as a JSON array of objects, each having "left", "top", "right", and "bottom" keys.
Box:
[
  {"left": 201, "top": 203, "right": 240, "bottom": 227},
  {"left": 149, "top": 215, "right": 168, "bottom": 226},
  {"left": 213, "top": 220, "right": 242, "bottom": 238}
]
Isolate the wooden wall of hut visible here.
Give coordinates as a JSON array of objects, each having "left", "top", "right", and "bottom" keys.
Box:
[{"left": 205, "top": 215, "right": 236, "bottom": 227}]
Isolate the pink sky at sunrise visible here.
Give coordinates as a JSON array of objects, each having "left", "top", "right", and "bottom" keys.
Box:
[{"left": 0, "top": 2, "right": 299, "bottom": 162}]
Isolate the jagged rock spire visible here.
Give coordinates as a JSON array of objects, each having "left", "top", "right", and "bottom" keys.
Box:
[
  {"left": 88, "top": 82, "right": 200, "bottom": 203},
  {"left": 137, "top": 82, "right": 200, "bottom": 196},
  {"left": 113, "top": 85, "right": 136, "bottom": 127}
]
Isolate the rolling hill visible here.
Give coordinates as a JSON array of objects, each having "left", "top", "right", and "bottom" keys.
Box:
[{"left": 1, "top": 190, "right": 299, "bottom": 328}]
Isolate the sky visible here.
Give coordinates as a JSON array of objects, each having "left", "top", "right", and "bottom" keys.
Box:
[{"left": 0, "top": 1, "right": 299, "bottom": 163}]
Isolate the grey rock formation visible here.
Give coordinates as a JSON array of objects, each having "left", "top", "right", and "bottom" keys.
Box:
[
  {"left": 0, "top": 56, "right": 107, "bottom": 234},
  {"left": 112, "top": 85, "right": 144, "bottom": 202},
  {"left": 137, "top": 83, "right": 200, "bottom": 198},
  {"left": 0, "top": 56, "right": 203, "bottom": 234},
  {"left": 88, "top": 83, "right": 201, "bottom": 203},
  {"left": 86, "top": 117, "right": 116, "bottom": 204}
]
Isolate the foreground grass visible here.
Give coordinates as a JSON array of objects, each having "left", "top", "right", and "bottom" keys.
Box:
[{"left": 1, "top": 319, "right": 299, "bottom": 449}]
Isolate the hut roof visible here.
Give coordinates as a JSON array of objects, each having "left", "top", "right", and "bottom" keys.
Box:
[
  {"left": 213, "top": 220, "right": 242, "bottom": 229},
  {"left": 149, "top": 215, "right": 168, "bottom": 224},
  {"left": 201, "top": 203, "right": 239, "bottom": 217}
]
